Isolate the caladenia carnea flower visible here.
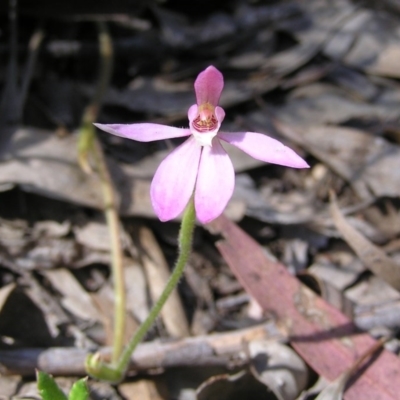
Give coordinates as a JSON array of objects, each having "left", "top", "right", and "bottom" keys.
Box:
[{"left": 95, "top": 66, "right": 309, "bottom": 224}]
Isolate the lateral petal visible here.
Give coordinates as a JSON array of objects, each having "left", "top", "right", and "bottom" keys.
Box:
[
  {"left": 218, "top": 131, "right": 309, "bottom": 168},
  {"left": 195, "top": 139, "right": 235, "bottom": 224},
  {"left": 94, "top": 123, "right": 191, "bottom": 142},
  {"left": 194, "top": 66, "right": 224, "bottom": 107},
  {"left": 151, "top": 137, "right": 201, "bottom": 221}
]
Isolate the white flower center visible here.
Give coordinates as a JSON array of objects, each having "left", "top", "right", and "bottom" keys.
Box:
[{"left": 190, "top": 103, "right": 220, "bottom": 147}]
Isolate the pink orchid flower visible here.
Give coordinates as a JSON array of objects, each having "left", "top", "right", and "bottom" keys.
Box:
[{"left": 95, "top": 66, "right": 309, "bottom": 223}]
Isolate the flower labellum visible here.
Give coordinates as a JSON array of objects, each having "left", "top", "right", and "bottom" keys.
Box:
[{"left": 95, "top": 66, "right": 309, "bottom": 224}]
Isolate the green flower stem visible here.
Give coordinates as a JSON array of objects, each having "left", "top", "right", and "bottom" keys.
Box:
[{"left": 85, "top": 197, "right": 196, "bottom": 383}]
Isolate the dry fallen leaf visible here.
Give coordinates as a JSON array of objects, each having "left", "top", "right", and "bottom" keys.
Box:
[
  {"left": 196, "top": 370, "right": 266, "bottom": 400},
  {"left": 315, "top": 339, "right": 386, "bottom": 400},
  {"left": 0, "top": 375, "right": 21, "bottom": 398},
  {"left": 345, "top": 276, "right": 400, "bottom": 332},
  {"left": 91, "top": 280, "right": 139, "bottom": 346},
  {"left": 208, "top": 215, "right": 400, "bottom": 400},
  {"left": 42, "top": 268, "right": 102, "bottom": 323},
  {"left": 249, "top": 340, "right": 308, "bottom": 400},
  {"left": 315, "top": 371, "right": 350, "bottom": 400},
  {"left": 124, "top": 261, "right": 150, "bottom": 324},
  {"left": 277, "top": 123, "right": 400, "bottom": 201},
  {"left": 119, "top": 379, "right": 168, "bottom": 400},
  {"left": 330, "top": 191, "right": 400, "bottom": 290},
  {"left": 138, "top": 226, "right": 190, "bottom": 338}
]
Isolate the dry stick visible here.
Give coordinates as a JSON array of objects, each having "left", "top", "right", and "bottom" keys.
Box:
[
  {"left": 0, "top": 323, "right": 280, "bottom": 376},
  {"left": 77, "top": 22, "right": 125, "bottom": 364}
]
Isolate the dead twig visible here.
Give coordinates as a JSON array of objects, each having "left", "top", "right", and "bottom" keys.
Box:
[{"left": 0, "top": 323, "right": 282, "bottom": 376}]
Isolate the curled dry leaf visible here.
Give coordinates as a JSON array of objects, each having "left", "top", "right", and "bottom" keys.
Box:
[{"left": 248, "top": 340, "right": 308, "bottom": 400}]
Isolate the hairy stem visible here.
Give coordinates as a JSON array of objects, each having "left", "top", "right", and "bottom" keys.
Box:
[
  {"left": 116, "top": 198, "right": 195, "bottom": 374},
  {"left": 86, "top": 198, "right": 196, "bottom": 382}
]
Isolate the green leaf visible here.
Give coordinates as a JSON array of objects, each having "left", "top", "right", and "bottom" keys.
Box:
[
  {"left": 37, "top": 371, "right": 68, "bottom": 400},
  {"left": 68, "top": 378, "right": 89, "bottom": 400}
]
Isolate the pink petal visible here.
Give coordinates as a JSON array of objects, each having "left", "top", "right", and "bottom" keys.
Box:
[
  {"left": 194, "top": 66, "right": 224, "bottom": 107},
  {"left": 151, "top": 136, "right": 201, "bottom": 221},
  {"left": 94, "top": 123, "right": 191, "bottom": 142},
  {"left": 195, "top": 138, "right": 235, "bottom": 224},
  {"left": 218, "top": 131, "right": 309, "bottom": 168}
]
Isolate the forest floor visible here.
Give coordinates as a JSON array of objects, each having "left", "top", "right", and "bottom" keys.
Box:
[{"left": 1, "top": 0, "right": 400, "bottom": 399}]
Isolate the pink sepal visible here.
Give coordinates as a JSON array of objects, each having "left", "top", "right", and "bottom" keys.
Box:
[
  {"left": 94, "top": 123, "right": 191, "bottom": 142},
  {"left": 218, "top": 131, "right": 309, "bottom": 168}
]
